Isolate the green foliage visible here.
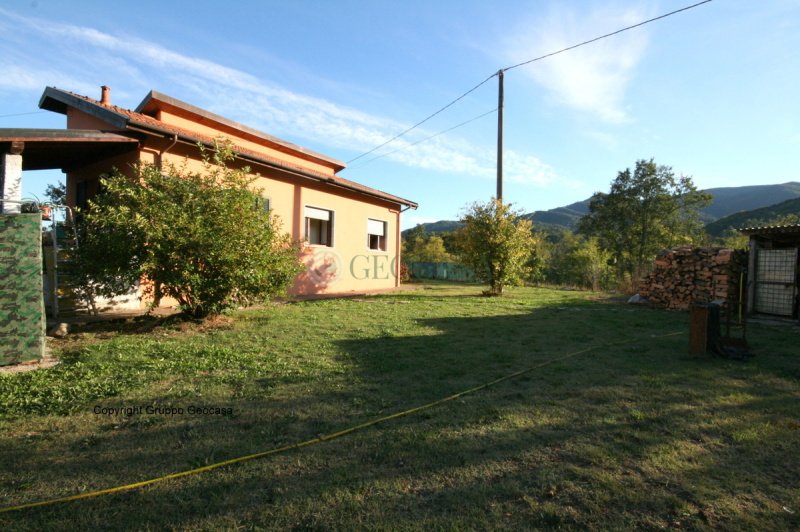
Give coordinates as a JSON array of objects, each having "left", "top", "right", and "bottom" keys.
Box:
[
  {"left": 578, "top": 159, "right": 711, "bottom": 278},
  {"left": 714, "top": 211, "right": 799, "bottom": 249},
  {"left": 399, "top": 261, "right": 411, "bottom": 282},
  {"left": 707, "top": 196, "right": 800, "bottom": 238},
  {"left": 455, "top": 198, "right": 537, "bottom": 295},
  {"left": 44, "top": 181, "right": 66, "bottom": 205},
  {"left": 75, "top": 144, "right": 302, "bottom": 317},
  {"left": 545, "top": 233, "right": 615, "bottom": 290},
  {"left": 402, "top": 225, "right": 454, "bottom": 263}
]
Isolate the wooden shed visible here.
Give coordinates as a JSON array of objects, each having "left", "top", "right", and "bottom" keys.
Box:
[{"left": 741, "top": 224, "right": 800, "bottom": 320}]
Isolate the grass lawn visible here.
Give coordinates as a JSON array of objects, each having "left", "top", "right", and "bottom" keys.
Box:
[{"left": 1, "top": 284, "right": 798, "bottom": 530}]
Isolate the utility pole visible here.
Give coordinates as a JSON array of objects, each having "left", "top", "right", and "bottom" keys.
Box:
[{"left": 496, "top": 69, "right": 504, "bottom": 202}]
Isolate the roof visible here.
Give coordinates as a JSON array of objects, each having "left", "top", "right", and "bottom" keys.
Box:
[
  {"left": 38, "top": 87, "right": 417, "bottom": 209},
  {"left": 739, "top": 224, "right": 800, "bottom": 246},
  {"left": 134, "top": 90, "right": 346, "bottom": 172},
  {"left": 739, "top": 223, "right": 800, "bottom": 235},
  {"left": 0, "top": 128, "right": 138, "bottom": 171}
]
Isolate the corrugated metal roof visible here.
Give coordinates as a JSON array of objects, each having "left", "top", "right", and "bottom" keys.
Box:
[{"left": 739, "top": 223, "right": 800, "bottom": 235}]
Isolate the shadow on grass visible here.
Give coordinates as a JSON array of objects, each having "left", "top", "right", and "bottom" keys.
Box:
[{"left": 3, "top": 299, "right": 799, "bottom": 529}]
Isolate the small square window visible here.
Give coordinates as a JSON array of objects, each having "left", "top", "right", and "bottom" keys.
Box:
[
  {"left": 255, "top": 197, "right": 271, "bottom": 212},
  {"left": 367, "top": 218, "right": 387, "bottom": 251}
]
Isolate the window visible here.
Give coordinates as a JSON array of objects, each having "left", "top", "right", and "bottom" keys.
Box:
[
  {"left": 75, "top": 180, "right": 88, "bottom": 210},
  {"left": 367, "top": 218, "right": 387, "bottom": 251},
  {"left": 255, "top": 197, "right": 271, "bottom": 212},
  {"left": 305, "top": 206, "right": 333, "bottom": 246}
]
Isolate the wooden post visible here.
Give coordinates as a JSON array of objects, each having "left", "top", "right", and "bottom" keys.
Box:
[
  {"left": 688, "top": 304, "right": 709, "bottom": 355},
  {"left": 496, "top": 69, "right": 504, "bottom": 202},
  {"left": 746, "top": 236, "right": 756, "bottom": 315}
]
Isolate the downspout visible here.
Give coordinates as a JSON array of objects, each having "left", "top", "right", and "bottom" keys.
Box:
[
  {"left": 158, "top": 134, "right": 178, "bottom": 170},
  {"left": 396, "top": 204, "right": 416, "bottom": 287},
  {"left": 395, "top": 210, "right": 401, "bottom": 287}
]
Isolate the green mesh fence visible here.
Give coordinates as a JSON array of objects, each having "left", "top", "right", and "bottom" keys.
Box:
[
  {"left": 0, "top": 213, "right": 45, "bottom": 365},
  {"left": 409, "top": 262, "right": 476, "bottom": 282}
]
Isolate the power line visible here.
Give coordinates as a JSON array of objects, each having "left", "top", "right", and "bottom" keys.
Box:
[
  {"left": 0, "top": 111, "right": 46, "bottom": 119},
  {"left": 502, "top": 0, "right": 713, "bottom": 72},
  {"left": 344, "top": 0, "right": 712, "bottom": 166},
  {"left": 350, "top": 108, "right": 498, "bottom": 169},
  {"left": 345, "top": 72, "right": 497, "bottom": 164}
]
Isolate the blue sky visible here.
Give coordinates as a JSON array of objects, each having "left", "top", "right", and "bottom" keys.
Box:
[{"left": 1, "top": 0, "right": 798, "bottom": 229}]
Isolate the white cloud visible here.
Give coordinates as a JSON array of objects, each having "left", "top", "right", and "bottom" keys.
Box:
[
  {"left": 0, "top": 8, "right": 559, "bottom": 186},
  {"left": 501, "top": 4, "right": 650, "bottom": 123}
]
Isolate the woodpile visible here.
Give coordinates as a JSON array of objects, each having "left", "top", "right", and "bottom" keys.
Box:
[{"left": 638, "top": 247, "right": 747, "bottom": 310}]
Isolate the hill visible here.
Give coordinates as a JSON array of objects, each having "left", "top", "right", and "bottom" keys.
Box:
[
  {"left": 404, "top": 181, "right": 800, "bottom": 236},
  {"left": 705, "top": 196, "right": 800, "bottom": 237},
  {"left": 523, "top": 200, "right": 590, "bottom": 229},
  {"left": 701, "top": 182, "right": 800, "bottom": 220}
]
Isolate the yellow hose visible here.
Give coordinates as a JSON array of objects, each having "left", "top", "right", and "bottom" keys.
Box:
[{"left": 0, "top": 331, "right": 683, "bottom": 514}]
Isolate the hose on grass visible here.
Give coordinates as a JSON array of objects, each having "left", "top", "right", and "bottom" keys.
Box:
[{"left": 0, "top": 331, "right": 683, "bottom": 514}]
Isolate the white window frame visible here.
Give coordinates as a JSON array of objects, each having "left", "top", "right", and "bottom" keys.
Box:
[
  {"left": 305, "top": 205, "right": 334, "bottom": 247},
  {"left": 367, "top": 218, "right": 387, "bottom": 252}
]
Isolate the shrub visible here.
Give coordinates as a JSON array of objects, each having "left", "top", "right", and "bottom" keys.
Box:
[{"left": 75, "top": 144, "right": 303, "bottom": 317}]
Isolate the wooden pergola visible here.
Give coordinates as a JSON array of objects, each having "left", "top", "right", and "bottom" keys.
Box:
[{"left": 0, "top": 128, "right": 138, "bottom": 212}]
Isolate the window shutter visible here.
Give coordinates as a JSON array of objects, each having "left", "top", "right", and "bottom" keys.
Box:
[
  {"left": 368, "top": 219, "right": 385, "bottom": 236},
  {"left": 305, "top": 206, "right": 330, "bottom": 221}
]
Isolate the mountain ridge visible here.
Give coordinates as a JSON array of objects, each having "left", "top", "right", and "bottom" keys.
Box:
[{"left": 405, "top": 181, "right": 800, "bottom": 236}]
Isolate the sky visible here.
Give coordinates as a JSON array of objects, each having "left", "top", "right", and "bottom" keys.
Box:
[{"left": 1, "top": 0, "right": 799, "bottom": 229}]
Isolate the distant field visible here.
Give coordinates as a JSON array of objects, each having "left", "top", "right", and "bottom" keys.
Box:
[{"left": 1, "top": 284, "right": 798, "bottom": 529}]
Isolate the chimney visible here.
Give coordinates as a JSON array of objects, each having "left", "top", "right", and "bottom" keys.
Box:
[{"left": 100, "top": 85, "right": 111, "bottom": 106}]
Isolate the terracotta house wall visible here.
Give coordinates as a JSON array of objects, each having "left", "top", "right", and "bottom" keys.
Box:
[
  {"left": 155, "top": 110, "right": 335, "bottom": 176},
  {"left": 56, "top": 91, "right": 410, "bottom": 308},
  {"left": 158, "top": 148, "right": 402, "bottom": 295},
  {"left": 67, "top": 108, "right": 124, "bottom": 131}
]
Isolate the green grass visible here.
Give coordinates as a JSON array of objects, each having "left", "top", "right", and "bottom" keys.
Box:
[{"left": 1, "top": 284, "right": 798, "bottom": 530}]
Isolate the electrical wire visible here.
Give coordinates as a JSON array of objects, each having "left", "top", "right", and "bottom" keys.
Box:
[
  {"left": 345, "top": 72, "right": 497, "bottom": 164},
  {"left": 502, "top": 0, "right": 713, "bottom": 72},
  {"left": 344, "top": 0, "right": 712, "bottom": 165},
  {"left": 349, "top": 108, "right": 498, "bottom": 170},
  {"left": 0, "top": 111, "right": 46, "bottom": 119}
]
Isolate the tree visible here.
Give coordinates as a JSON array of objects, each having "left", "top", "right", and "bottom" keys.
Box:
[
  {"left": 578, "top": 159, "right": 711, "bottom": 279},
  {"left": 44, "top": 181, "right": 66, "bottom": 205},
  {"left": 455, "top": 198, "right": 536, "bottom": 296},
  {"left": 75, "top": 144, "right": 303, "bottom": 318},
  {"left": 545, "top": 233, "right": 613, "bottom": 290},
  {"left": 402, "top": 226, "right": 453, "bottom": 263}
]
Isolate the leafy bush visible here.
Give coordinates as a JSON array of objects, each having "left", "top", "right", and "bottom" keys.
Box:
[
  {"left": 399, "top": 261, "right": 411, "bottom": 282},
  {"left": 75, "top": 144, "right": 303, "bottom": 317},
  {"left": 455, "top": 199, "right": 537, "bottom": 295}
]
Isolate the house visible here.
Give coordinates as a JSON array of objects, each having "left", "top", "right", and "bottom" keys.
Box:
[
  {"left": 740, "top": 224, "right": 800, "bottom": 321},
  {"left": 1, "top": 86, "right": 417, "bottom": 309}
]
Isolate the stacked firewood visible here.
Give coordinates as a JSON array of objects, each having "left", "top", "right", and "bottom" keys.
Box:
[{"left": 638, "top": 247, "right": 747, "bottom": 310}]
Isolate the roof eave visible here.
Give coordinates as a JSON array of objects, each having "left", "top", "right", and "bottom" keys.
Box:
[
  {"left": 127, "top": 120, "right": 417, "bottom": 209},
  {"left": 38, "top": 87, "right": 130, "bottom": 129},
  {"left": 135, "top": 89, "right": 347, "bottom": 172},
  {"left": 739, "top": 224, "right": 800, "bottom": 235}
]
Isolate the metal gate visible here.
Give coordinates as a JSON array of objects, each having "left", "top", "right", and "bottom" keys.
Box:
[{"left": 754, "top": 248, "right": 798, "bottom": 317}]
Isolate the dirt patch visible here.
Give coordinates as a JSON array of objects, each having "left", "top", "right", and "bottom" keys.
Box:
[{"left": 0, "top": 349, "right": 60, "bottom": 374}]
